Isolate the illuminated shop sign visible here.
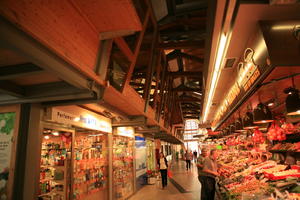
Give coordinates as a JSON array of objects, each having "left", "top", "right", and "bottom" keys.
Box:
[
  {"left": 212, "top": 48, "right": 261, "bottom": 128},
  {"left": 45, "top": 107, "right": 112, "bottom": 133},
  {"left": 115, "top": 127, "right": 134, "bottom": 138}
]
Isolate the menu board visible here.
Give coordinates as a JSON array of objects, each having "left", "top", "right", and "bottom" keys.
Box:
[{"left": 0, "top": 112, "right": 15, "bottom": 200}]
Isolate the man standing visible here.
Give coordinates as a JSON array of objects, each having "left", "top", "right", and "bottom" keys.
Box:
[
  {"left": 201, "top": 149, "right": 219, "bottom": 200},
  {"left": 185, "top": 150, "right": 192, "bottom": 170}
]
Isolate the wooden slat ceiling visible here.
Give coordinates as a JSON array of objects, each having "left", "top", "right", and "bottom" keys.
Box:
[
  {"left": 157, "top": 0, "right": 206, "bottom": 122},
  {"left": 0, "top": 0, "right": 142, "bottom": 73}
]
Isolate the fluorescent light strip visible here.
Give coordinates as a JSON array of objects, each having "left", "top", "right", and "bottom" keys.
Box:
[{"left": 203, "top": 34, "right": 227, "bottom": 123}]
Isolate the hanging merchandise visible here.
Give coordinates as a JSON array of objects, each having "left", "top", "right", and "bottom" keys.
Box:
[
  {"left": 267, "top": 122, "right": 286, "bottom": 141},
  {"left": 113, "top": 135, "right": 134, "bottom": 200},
  {"left": 73, "top": 133, "right": 108, "bottom": 200}
]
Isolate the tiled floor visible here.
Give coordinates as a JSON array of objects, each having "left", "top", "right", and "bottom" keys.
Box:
[{"left": 129, "top": 160, "right": 201, "bottom": 200}]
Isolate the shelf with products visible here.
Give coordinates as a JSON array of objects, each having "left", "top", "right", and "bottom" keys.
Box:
[
  {"left": 73, "top": 132, "right": 108, "bottom": 200},
  {"left": 39, "top": 128, "right": 72, "bottom": 200},
  {"left": 113, "top": 135, "right": 134, "bottom": 200}
]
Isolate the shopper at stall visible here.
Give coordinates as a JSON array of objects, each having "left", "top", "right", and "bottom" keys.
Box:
[
  {"left": 157, "top": 152, "right": 168, "bottom": 189},
  {"left": 185, "top": 150, "right": 192, "bottom": 170},
  {"left": 197, "top": 149, "right": 209, "bottom": 190},
  {"left": 201, "top": 149, "right": 219, "bottom": 200}
]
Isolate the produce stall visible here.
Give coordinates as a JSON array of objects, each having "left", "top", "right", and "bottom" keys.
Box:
[{"left": 212, "top": 126, "right": 300, "bottom": 200}]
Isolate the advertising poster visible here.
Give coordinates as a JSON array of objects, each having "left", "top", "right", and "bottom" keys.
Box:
[
  {"left": 135, "top": 136, "right": 146, "bottom": 178},
  {"left": 0, "top": 112, "right": 15, "bottom": 200}
]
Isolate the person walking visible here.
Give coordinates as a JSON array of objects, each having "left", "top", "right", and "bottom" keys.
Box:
[
  {"left": 157, "top": 152, "right": 168, "bottom": 189},
  {"left": 201, "top": 149, "right": 219, "bottom": 200},
  {"left": 193, "top": 150, "right": 198, "bottom": 162},
  {"left": 185, "top": 150, "right": 192, "bottom": 170}
]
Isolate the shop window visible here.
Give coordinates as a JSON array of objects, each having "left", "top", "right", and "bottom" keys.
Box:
[{"left": 107, "top": 43, "right": 131, "bottom": 91}]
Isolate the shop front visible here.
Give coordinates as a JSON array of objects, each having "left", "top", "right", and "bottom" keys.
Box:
[
  {"left": 38, "top": 105, "right": 112, "bottom": 200},
  {"left": 112, "top": 127, "right": 135, "bottom": 200}
]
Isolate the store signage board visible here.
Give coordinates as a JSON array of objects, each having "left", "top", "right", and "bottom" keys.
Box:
[
  {"left": 212, "top": 48, "right": 262, "bottom": 128},
  {"left": 115, "top": 127, "right": 135, "bottom": 138},
  {"left": 45, "top": 106, "right": 112, "bottom": 133}
]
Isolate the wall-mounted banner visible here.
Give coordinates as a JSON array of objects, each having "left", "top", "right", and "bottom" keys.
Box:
[{"left": 0, "top": 112, "right": 15, "bottom": 200}]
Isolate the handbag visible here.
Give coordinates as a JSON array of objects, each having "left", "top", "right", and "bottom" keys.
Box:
[{"left": 167, "top": 170, "right": 173, "bottom": 178}]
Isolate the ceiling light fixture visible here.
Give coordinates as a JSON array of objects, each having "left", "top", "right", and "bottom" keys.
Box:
[
  {"left": 202, "top": 34, "right": 228, "bottom": 123},
  {"left": 52, "top": 131, "right": 59, "bottom": 136}
]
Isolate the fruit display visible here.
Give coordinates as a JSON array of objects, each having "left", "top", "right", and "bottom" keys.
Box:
[
  {"left": 267, "top": 123, "right": 286, "bottom": 141},
  {"left": 252, "top": 129, "right": 265, "bottom": 143},
  {"left": 281, "top": 122, "right": 296, "bottom": 134}
]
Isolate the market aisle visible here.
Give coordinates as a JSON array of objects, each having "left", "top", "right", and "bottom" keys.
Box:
[{"left": 129, "top": 160, "right": 201, "bottom": 200}]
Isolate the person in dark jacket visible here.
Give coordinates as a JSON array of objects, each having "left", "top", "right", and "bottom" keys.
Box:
[{"left": 157, "top": 152, "right": 168, "bottom": 189}]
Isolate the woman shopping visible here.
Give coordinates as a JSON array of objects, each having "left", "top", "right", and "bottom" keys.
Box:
[{"left": 157, "top": 152, "right": 168, "bottom": 189}]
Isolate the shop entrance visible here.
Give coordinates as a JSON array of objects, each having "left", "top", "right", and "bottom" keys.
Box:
[
  {"left": 38, "top": 122, "right": 109, "bottom": 200},
  {"left": 39, "top": 124, "right": 74, "bottom": 200}
]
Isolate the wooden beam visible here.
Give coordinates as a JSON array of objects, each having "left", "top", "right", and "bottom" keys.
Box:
[
  {"left": 114, "top": 37, "right": 134, "bottom": 62},
  {"left": 95, "top": 39, "right": 113, "bottom": 80},
  {"left": 0, "top": 63, "right": 43, "bottom": 80},
  {"left": 153, "top": 52, "right": 162, "bottom": 110},
  {"left": 99, "top": 30, "right": 136, "bottom": 40},
  {"left": 177, "top": 97, "right": 201, "bottom": 102},
  {"left": 168, "top": 71, "right": 202, "bottom": 77},
  {"left": 156, "top": 54, "right": 167, "bottom": 121},
  {"left": 0, "top": 80, "right": 24, "bottom": 97},
  {"left": 157, "top": 40, "right": 205, "bottom": 49},
  {"left": 123, "top": 9, "right": 151, "bottom": 90},
  {"left": 112, "top": 115, "right": 147, "bottom": 127}
]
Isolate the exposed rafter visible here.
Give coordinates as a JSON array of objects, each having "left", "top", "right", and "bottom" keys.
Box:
[
  {"left": 0, "top": 63, "right": 43, "bottom": 80},
  {"left": 157, "top": 40, "right": 205, "bottom": 49}
]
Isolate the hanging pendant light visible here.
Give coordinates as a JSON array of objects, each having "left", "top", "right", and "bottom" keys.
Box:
[
  {"left": 253, "top": 103, "right": 273, "bottom": 124},
  {"left": 235, "top": 118, "right": 244, "bottom": 132},
  {"left": 284, "top": 87, "right": 300, "bottom": 115},
  {"left": 243, "top": 112, "right": 258, "bottom": 129}
]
